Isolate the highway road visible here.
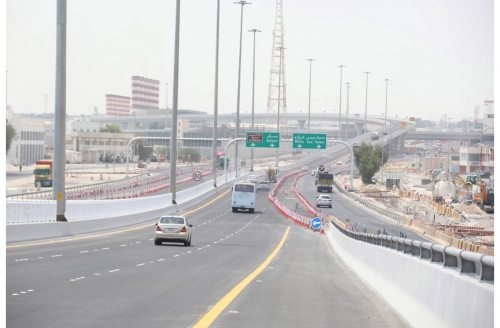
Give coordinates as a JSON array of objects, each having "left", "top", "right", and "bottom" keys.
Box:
[
  {"left": 7, "top": 128, "right": 420, "bottom": 327},
  {"left": 7, "top": 183, "right": 408, "bottom": 328}
]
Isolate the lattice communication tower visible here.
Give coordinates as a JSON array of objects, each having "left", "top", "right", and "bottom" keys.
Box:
[{"left": 266, "top": 0, "right": 287, "bottom": 132}]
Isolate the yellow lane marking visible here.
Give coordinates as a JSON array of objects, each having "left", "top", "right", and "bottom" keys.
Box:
[
  {"left": 6, "top": 188, "right": 232, "bottom": 249},
  {"left": 193, "top": 226, "right": 290, "bottom": 328},
  {"left": 183, "top": 188, "right": 231, "bottom": 216}
]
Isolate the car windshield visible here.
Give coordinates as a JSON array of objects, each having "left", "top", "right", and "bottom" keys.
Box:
[
  {"left": 259, "top": 181, "right": 268, "bottom": 184},
  {"left": 160, "top": 217, "right": 185, "bottom": 224}
]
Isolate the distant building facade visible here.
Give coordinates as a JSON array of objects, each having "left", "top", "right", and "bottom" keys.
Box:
[
  {"left": 459, "top": 144, "right": 494, "bottom": 174},
  {"left": 131, "top": 76, "right": 159, "bottom": 116},
  {"left": 106, "top": 94, "right": 130, "bottom": 117},
  {"left": 6, "top": 106, "right": 46, "bottom": 165}
]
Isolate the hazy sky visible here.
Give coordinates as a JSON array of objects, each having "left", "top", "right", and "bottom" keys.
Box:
[{"left": 4, "top": 0, "right": 495, "bottom": 121}]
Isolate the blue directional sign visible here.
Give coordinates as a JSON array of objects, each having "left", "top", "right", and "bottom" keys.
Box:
[{"left": 311, "top": 217, "right": 322, "bottom": 229}]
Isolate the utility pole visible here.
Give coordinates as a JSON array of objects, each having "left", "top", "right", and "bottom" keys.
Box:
[{"left": 275, "top": 46, "right": 284, "bottom": 167}]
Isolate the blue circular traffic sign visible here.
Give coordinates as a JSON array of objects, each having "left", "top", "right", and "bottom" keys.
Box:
[{"left": 311, "top": 217, "right": 322, "bottom": 229}]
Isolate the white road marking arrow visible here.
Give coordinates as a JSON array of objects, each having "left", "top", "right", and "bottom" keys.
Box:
[
  {"left": 270, "top": 144, "right": 275, "bottom": 147},
  {"left": 251, "top": 143, "right": 255, "bottom": 147},
  {"left": 298, "top": 144, "right": 302, "bottom": 148}
]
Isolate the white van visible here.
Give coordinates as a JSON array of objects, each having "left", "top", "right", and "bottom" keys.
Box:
[{"left": 232, "top": 182, "right": 256, "bottom": 213}]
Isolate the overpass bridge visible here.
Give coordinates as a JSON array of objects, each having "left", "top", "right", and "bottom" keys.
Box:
[{"left": 406, "top": 130, "right": 494, "bottom": 145}]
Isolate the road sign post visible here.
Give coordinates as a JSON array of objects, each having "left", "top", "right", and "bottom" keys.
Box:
[
  {"left": 292, "top": 133, "right": 327, "bottom": 150},
  {"left": 245, "top": 132, "right": 281, "bottom": 149},
  {"left": 193, "top": 171, "right": 202, "bottom": 195},
  {"left": 311, "top": 217, "right": 322, "bottom": 233}
]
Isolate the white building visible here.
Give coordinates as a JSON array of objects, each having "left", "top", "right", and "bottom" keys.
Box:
[
  {"left": 6, "top": 106, "right": 46, "bottom": 165},
  {"left": 66, "top": 115, "right": 100, "bottom": 134},
  {"left": 459, "top": 144, "right": 494, "bottom": 174},
  {"left": 70, "top": 131, "right": 135, "bottom": 163}
]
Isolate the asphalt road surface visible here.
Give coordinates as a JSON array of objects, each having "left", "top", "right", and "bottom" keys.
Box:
[{"left": 7, "top": 184, "right": 408, "bottom": 328}]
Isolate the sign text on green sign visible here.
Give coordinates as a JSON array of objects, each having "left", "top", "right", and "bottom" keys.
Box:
[
  {"left": 245, "top": 132, "right": 281, "bottom": 148},
  {"left": 292, "top": 133, "right": 327, "bottom": 149}
]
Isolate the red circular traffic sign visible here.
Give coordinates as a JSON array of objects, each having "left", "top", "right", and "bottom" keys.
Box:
[{"left": 193, "top": 171, "right": 202, "bottom": 181}]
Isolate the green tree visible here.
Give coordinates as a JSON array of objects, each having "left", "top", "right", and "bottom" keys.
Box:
[
  {"left": 353, "top": 143, "right": 388, "bottom": 184},
  {"left": 6, "top": 122, "right": 16, "bottom": 154},
  {"left": 99, "top": 124, "right": 121, "bottom": 133}
]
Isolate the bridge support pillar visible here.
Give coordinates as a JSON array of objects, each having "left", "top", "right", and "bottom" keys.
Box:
[
  {"left": 356, "top": 123, "right": 364, "bottom": 136},
  {"left": 297, "top": 120, "right": 306, "bottom": 130},
  {"left": 399, "top": 134, "right": 405, "bottom": 154}
]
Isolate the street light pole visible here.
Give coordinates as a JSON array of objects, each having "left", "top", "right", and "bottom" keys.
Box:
[
  {"left": 306, "top": 59, "right": 314, "bottom": 133},
  {"left": 113, "top": 110, "right": 116, "bottom": 171},
  {"left": 363, "top": 71, "right": 370, "bottom": 134},
  {"left": 276, "top": 46, "right": 284, "bottom": 167},
  {"left": 381, "top": 78, "right": 389, "bottom": 184},
  {"left": 165, "top": 82, "right": 169, "bottom": 168},
  {"left": 249, "top": 28, "right": 261, "bottom": 172},
  {"left": 212, "top": 0, "right": 221, "bottom": 187},
  {"left": 345, "top": 82, "right": 350, "bottom": 140},
  {"left": 337, "top": 65, "right": 345, "bottom": 140},
  {"left": 234, "top": 1, "right": 251, "bottom": 177},
  {"left": 169, "top": 0, "right": 181, "bottom": 204}
]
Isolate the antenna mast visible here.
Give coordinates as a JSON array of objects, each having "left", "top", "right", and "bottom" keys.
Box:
[{"left": 266, "top": 0, "right": 287, "bottom": 133}]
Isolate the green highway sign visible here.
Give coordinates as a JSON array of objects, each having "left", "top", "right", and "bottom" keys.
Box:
[
  {"left": 292, "top": 133, "right": 327, "bottom": 149},
  {"left": 245, "top": 132, "right": 281, "bottom": 148}
]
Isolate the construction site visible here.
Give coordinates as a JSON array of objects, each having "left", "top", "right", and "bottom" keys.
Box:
[{"left": 337, "top": 161, "right": 494, "bottom": 255}]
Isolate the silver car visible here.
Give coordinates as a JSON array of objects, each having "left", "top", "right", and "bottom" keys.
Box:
[
  {"left": 316, "top": 194, "right": 332, "bottom": 208},
  {"left": 248, "top": 174, "right": 257, "bottom": 184},
  {"left": 155, "top": 216, "right": 192, "bottom": 246},
  {"left": 257, "top": 180, "right": 270, "bottom": 191}
]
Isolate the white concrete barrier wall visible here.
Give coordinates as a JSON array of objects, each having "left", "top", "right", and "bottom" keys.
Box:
[
  {"left": 326, "top": 224, "right": 494, "bottom": 328},
  {"left": 6, "top": 172, "right": 239, "bottom": 243}
]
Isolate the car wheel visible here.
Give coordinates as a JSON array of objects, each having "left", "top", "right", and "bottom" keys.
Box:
[
  {"left": 329, "top": 205, "right": 332, "bottom": 208},
  {"left": 232, "top": 207, "right": 237, "bottom": 213},
  {"left": 187, "top": 237, "right": 191, "bottom": 246},
  {"left": 184, "top": 239, "right": 189, "bottom": 246},
  {"left": 249, "top": 209, "right": 254, "bottom": 213},
  {"left": 154, "top": 239, "right": 161, "bottom": 246}
]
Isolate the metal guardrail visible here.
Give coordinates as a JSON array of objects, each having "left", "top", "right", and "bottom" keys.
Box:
[
  {"left": 6, "top": 170, "right": 152, "bottom": 200},
  {"left": 330, "top": 218, "right": 494, "bottom": 281}
]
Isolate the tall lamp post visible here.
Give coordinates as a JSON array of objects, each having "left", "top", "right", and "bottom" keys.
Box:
[
  {"left": 306, "top": 59, "right": 314, "bottom": 133},
  {"left": 345, "top": 82, "right": 350, "bottom": 140},
  {"left": 363, "top": 71, "right": 370, "bottom": 134},
  {"left": 234, "top": 1, "right": 251, "bottom": 177},
  {"left": 113, "top": 110, "right": 116, "bottom": 171},
  {"left": 212, "top": 0, "right": 221, "bottom": 186},
  {"left": 337, "top": 65, "right": 345, "bottom": 140},
  {"left": 275, "top": 46, "right": 285, "bottom": 167},
  {"left": 381, "top": 78, "right": 389, "bottom": 184},
  {"left": 249, "top": 28, "right": 261, "bottom": 172},
  {"left": 165, "top": 82, "right": 169, "bottom": 168}
]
